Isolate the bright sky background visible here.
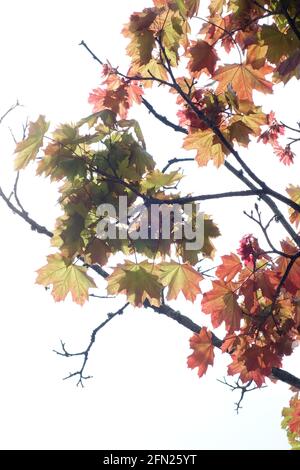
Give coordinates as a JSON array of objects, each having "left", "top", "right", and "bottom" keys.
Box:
[{"left": 0, "top": 0, "right": 299, "bottom": 450}]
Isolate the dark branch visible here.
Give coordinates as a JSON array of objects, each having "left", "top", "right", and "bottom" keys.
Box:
[
  {"left": 162, "top": 157, "right": 194, "bottom": 173},
  {"left": 0, "top": 185, "right": 53, "bottom": 237},
  {"left": 145, "top": 301, "right": 300, "bottom": 390},
  {"left": 142, "top": 97, "right": 187, "bottom": 134},
  {"left": 140, "top": 96, "right": 300, "bottom": 215},
  {"left": 156, "top": 36, "right": 300, "bottom": 245},
  {"left": 53, "top": 302, "right": 129, "bottom": 386},
  {"left": 218, "top": 377, "right": 267, "bottom": 413}
]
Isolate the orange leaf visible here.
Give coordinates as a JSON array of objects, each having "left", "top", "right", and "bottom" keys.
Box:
[
  {"left": 277, "top": 240, "right": 300, "bottom": 295},
  {"left": 183, "top": 128, "right": 229, "bottom": 167},
  {"left": 216, "top": 253, "right": 242, "bottom": 282},
  {"left": 289, "top": 396, "right": 300, "bottom": 434},
  {"left": 188, "top": 40, "right": 218, "bottom": 77},
  {"left": 88, "top": 76, "right": 143, "bottom": 119},
  {"left": 158, "top": 262, "right": 203, "bottom": 302},
  {"left": 286, "top": 185, "right": 300, "bottom": 228},
  {"left": 187, "top": 327, "right": 214, "bottom": 377},
  {"left": 201, "top": 280, "right": 242, "bottom": 332},
  {"left": 213, "top": 63, "right": 273, "bottom": 102}
]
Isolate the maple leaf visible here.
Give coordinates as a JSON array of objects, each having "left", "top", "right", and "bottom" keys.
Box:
[
  {"left": 288, "top": 396, "right": 300, "bottom": 435},
  {"left": 273, "top": 142, "right": 295, "bottom": 166},
  {"left": 213, "top": 63, "right": 273, "bottom": 102},
  {"left": 244, "top": 344, "right": 282, "bottom": 377},
  {"left": 187, "top": 40, "right": 218, "bottom": 77},
  {"left": 246, "top": 44, "right": 268, "bottom": 70},
  {"left": 227, "top": 354, "right": 266, "bottom": 388},
  {"left": 282, "top": 394, "right": 300, "bottom": 450},
  {"left": 84, "top": 238, "right": 111, "bottom": 266},
  {"left": 229, "top": 107, "right": 267, "bottom": 146},
  {"left": 209, "top": 0, "right": 225, "bottom": 15},
  {"left": 239, "top": 106, "right": 267, "bottom": 136},
  {"left": 216, "top": 253, "right": 242, "bottom": 282},
  {"left": 286, "top": 185, "right": 300, "bottom": 228},
  {"left": 118, "top": 119, "right": 146, "bottom": 149},
  {"left": 276, "top": 50, "right": 300, "bottom": 84},
  {"left": 187, "top": 327, "right": 215, "bottom": 377},
  {"left": 183, "top": 128, "right": 230, "bottom": 167},
  {"left": 141, "top": 169, "right": 182, "bottom": 192},
  {"left": 14, "top": 115, "right": 49, "bottom": 170},
  {"left": 107, "top": 261, "right": 162, "bottom": 307},
  {"left": 228, "top": 120, "right": 253, "bottom": 146},
  {"left": 202, "top": 216, "right": 221, "bottom": 258},
  {"left": 158, "top": 262, "right": 203, "bottom": 302},
  {"left": 36, "top": 254, "right": 96, "bottom": 306},
  {"left": 132, "top": 58, "right": 168, "bottom": 87},
  {"left": 201, "top": 280, "right": 242, "bottom": 332},
  {"left": 88, "top": 76, "right": 143, "bottom": 119},
  {"left": 185, "top": 0, "right": 200, "bottom": 17},
  {"left": 260, "top": 24, "right": 297, "bottom": 64},
  {"left": 277, "top": 240, "right": 300, "bottom": 295}
]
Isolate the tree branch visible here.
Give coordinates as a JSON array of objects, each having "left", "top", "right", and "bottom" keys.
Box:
[
  {"left": 53, "top": 302, "right": 129, "bottom": 386},
  {"left": 156, "top": 37, "right": 300, "bottom": 246},
  {"left": 145, "top": 301, "right": 300, "bottom": 390},
  {"left": 140, "top": 96, "right": 300, "bottom": 215},
  {"left": 217, "top": 377, "right": 266, "bottom": 413},
  {"left": 162, "top": 157, "right": 194, "bottom": 173},
  {"left": 0, "top": 185, "right": 53, "bottom": 237},
  {"left": 0, "top": 101, "right": 20, "bottom": 125}
]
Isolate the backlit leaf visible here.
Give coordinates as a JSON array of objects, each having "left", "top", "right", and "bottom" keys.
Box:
[
  {"left": 187, "top": 327, "right": 215, "bottom": 377},
  {"left": 107, "top": 261, "right": 162, "bottom": 307},
  {"left": 14, "top": 115, "right": 49, "bottom": 170},
  {"left": 36, "top": 254, "right": 96, "bottom": 305},
  {"left": 213, "top": 63, "right": 273, "bottom": 102},
  {"left": 158, "top": 262, "right": 203, "bottom": 301},
  {"left": 201, "top": 280, "right": 242, "bottom": 332}
]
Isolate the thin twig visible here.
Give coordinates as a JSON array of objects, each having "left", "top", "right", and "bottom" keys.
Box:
[{"left": 53, "top": 302, "right": 129, "bottom": 386}]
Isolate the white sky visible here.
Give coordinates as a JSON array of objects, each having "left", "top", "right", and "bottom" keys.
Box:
[{"left": 0, "top": 0, "right": 299, "bottom": 450}]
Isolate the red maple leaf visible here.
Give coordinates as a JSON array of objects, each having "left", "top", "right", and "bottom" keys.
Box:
[
  {"left": 89, "top": 75, "right": 143, "bottom": 119},
  {"left": 188, "top": 40, "right": 218, "bottom": 77},
  {"left": 187, "top": 327, "right": 214, "bottom": 377},
  {"left": 201, "top": 280, "right": 242, "bottom": 333}
]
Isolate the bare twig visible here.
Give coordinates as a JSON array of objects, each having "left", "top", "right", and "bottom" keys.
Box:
[
  {"left": 162, "top": 157, "right": 194, "bottom": 173},
  {"left": 218, "top": 377, "right": 267, "bottom": 413},
  {"left": 53, "top": 302, "right": 130, "bottom": 386},
  {"left": 0, "top": 101, "right": 20, "bottom": 125}
]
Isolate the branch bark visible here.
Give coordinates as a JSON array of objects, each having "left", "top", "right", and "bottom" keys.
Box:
[{"left": 145, "top": 301, "right": 300, "bottom": 390}]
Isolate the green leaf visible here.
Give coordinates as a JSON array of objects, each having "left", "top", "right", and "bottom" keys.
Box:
[
  {"left": 77, "top": 109, "right": 117, "bottom": 129},
  {"left": 107, "top": 261, "right": 162, "bottom": 307},
  {"left": 158, "top": 262, "right": 203, "bottom": 301},
  {"left": 36, "top": 254, "right": 96, "bottom": 305},
  {"left": 118, "top": 119, "right": 146, "bottom": 148},
  {"left": 141, "top": 169, "right": 182, "bottom": 192},
  {"left": 14, "top": 115, "right": 49, "bottom": 170}
]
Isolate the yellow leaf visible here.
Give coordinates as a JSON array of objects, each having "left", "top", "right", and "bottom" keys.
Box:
[
  {"left": 107, "top": 261, "right": 162, "bottom": 307},
  {"left": 183, "top": 129, "right": 229, "bottom": 167},
  {"left": 286, "top": 185, "right": 300, "bottom": 228},
  {"left": 213, "top": 63, "right": 273, "bottom": 102},
  {"left": 14, "top": 115, "right": 49, "bottom": 170},
  {"left": 36, "top": 254, "right": 96, "bottom": 306},
  {"left": 158, "top": 262, "right": 203, "bottom": 302}
]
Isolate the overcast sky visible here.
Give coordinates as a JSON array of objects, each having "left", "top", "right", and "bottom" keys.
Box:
[{"left": 0, "top": 0, "right": 299, "bottom": 450}]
